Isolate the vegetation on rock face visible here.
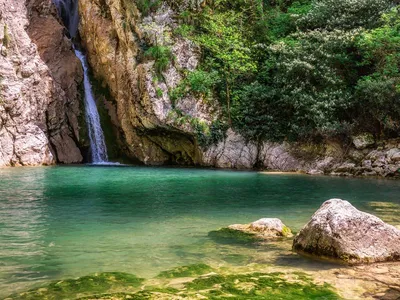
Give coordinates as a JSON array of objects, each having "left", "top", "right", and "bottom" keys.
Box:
[
  {"left": 135, "top": 0, "right": 161, "bottom": 16},
  {"left": 173, "top": 0, "right": 400, "bottom": 144},
  {"left": 145, "top": 46, "right": 174, "bottom": 77}
]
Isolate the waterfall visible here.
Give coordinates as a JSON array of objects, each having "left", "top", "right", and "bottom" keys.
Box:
[
  {"left": 75, "top": 49, "right": 109, "bottom": 163},
  {"left": 52, "top": 0, "right": 79, "bottom": 38},
  {"left": 52, "top": 0, "right": 109, "bottom": 163}
]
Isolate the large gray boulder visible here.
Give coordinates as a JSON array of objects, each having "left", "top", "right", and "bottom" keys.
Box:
[{"left": 293, "top": 199, "right": 400, "bottom": 264}]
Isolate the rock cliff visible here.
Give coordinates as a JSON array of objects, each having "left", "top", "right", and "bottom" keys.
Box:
[
  {"left": 78, "top": 0, "right": 206, "bottom": 165},
  {"left": 0, "top": 0, "right": 86, "bottom": 166}
]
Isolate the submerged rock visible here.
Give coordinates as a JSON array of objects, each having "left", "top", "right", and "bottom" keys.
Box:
[
  {"left": 156, "top": 264, "right": 214, "bottom": 278},
  {"left": 209, "top": 218, "right": 292, "bottom": 245},
  {"left": 293, "top": 199, "right": 400, "bottom": 264},
  {"left": 5, "top": 272, "right": 144, "bottom": 300},
  {"left": 208, "top": 227, "right": 264, "bottom": 245},
  {"left": 229, "top": 218, "right": 293, "bottom": 238}
]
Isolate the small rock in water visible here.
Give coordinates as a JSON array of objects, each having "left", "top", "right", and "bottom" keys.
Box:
[
  {"left": 293, "top": 199, "right": 400, "bottom": 264},
  {"left": 229, "top": 218, "right": 293, "bottom": 238}
]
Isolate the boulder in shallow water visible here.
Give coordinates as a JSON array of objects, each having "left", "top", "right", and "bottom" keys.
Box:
[
  {"left": 293, "top": 199, "right": 400, "bottom": 264},
  {"left": 229, "top": 218, "right": 293, "bottom": 238}
]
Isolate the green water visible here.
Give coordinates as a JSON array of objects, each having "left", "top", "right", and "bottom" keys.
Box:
[{"left": 1, "top": 166, "right": 399, "bottom": 297}]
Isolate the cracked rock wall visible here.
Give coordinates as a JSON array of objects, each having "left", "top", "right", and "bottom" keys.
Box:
[{"left": 0, "top": 0, "right": 86, "bottom": 166}]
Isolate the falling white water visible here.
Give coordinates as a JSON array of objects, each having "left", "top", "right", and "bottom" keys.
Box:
[
  {"left": 52, "top": 0, "right": 79, "bottom": 38},
  {"left": 52, "top": 0, "right": 109, "bottom": 163},
  {"left": 75, "top": 49, "right": 109, "bottom": 163}
]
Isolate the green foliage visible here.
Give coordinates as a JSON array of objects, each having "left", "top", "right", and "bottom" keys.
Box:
[
  {"left": 169, "top": 0, "right": 400, "bottom": 144},
  {"left": 167, "top": 107, "right": 227, "bottom": 148},
  {"left": 157, "top": 263, "right": 213, "bottom": 278},
  {"left": 352, "top": 7, "right": 400, "bottom": 134},
  {"left": 174, "top": 23, "right": 195, "bottom": 38},
  {"left": 169, "top": 70, "right": 219, "bottom": 107},
  {"left": 298, "top": 0, "right": 392, "bottom": 30},
  {"left": 145, "top": 46, "right": 174, "bottom": 77},
  {"left": 135, "top": 0, "right": 161, "bottom": 16},
  {"left": 193, "top": 119, "right": 228, "bottom": 148},
  {"left": 187, "top": 69, "right": 219, "bottom": 95},
  {"left": 156, "top": 87, "right": 163, "bottom": 97}
]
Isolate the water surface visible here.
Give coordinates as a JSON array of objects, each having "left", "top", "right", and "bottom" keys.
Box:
[{"left": 1, "top": 166, "right": 399, "bottom": 297}]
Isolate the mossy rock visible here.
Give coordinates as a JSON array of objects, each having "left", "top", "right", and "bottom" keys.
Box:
[
  {"left": 282, "top": 225, "right": 292, "bottom": 237},
  {"left": 7, "top": 272, "right": 144, "bottom": 300},
  {"left": 7, "top": 270, "right": 340, "bottom": 300},
  {"left": 185, "top": 272, "right": 340, "bottom": 299},
  {"left": 208, "top": 228, "right": 264, "bottom": 245},
  {"left": 78, "top": 290, "right": 183, "bottom": 300},
  {"left": 156, "top": 263, "right": 214, "bottom": 278}
]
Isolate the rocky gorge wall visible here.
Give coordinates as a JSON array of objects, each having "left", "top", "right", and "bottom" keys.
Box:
[
  {"left": 78, "top": 0, "right": 211, "bottom": 165},
  {"left": 0, "top": 0, "right": 86, "bottom": 166}
]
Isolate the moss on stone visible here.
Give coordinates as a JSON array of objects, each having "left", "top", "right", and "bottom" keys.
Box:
[
  {"left": 185, "top": 272, "right": 340, "bottom": 299},
  {"left": 208, "top": 228, "right": 264, "bottom": 245},
  {"left": 156, "top": 263, "right": 213, "bottom": 278},
  {"left": 6, "top": 268, "right": 341, "bottom": 300},
  {"left": 7, "top": 272, "right": 144, "bottom": 300},
  {"left": 282, "top": 225, "right": 292, "bottom": 237}
]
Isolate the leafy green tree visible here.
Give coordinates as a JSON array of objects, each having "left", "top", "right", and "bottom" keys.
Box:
[
  {"left": 298, "top": 0, "right": 392, "bottom": 30},
  {"left": 194, "top": 8, "right": 257, "bottom": 124},
  {"left": 352, "top": 7, "right": 400, "bottom": 135}
]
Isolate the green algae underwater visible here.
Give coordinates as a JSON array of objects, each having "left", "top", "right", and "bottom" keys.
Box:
[
  {"left": 1, "top": 166, "right": 400, "bottom": 299},
  {"left": 5, "top": 266, "right": 339, "bottom": 299}
]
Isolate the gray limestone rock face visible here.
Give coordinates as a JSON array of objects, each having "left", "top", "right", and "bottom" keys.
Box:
[
  {"left": 202, "top": 129, "right": 258, "bottom": 169},
  {"left": 293, "top": 199, "right": 400, "bottom": 264}
]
